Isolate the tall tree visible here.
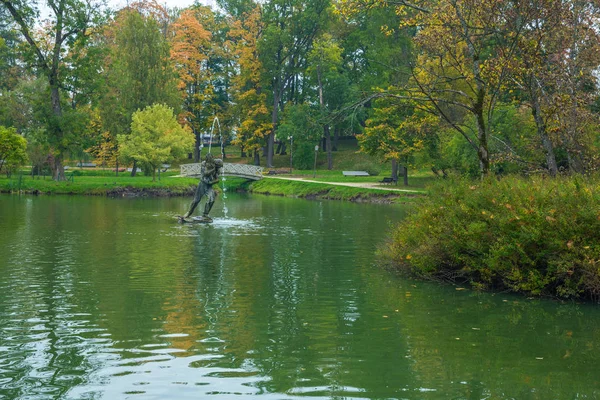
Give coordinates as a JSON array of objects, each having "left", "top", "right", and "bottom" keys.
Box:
[
  {"left": 359, "top": 98, "right": 433, "bottom": 184},
  {"left": 229, "top": 6, "right": 271, "bottom": 165},
  {"left": 100, "top": 6, "right": 179, "bottom": 175},
  {"left": 170, "top": 7, "right": 212, "bottom": 162},
  {"left": 171, "top": 6, "right": 235, "bottom": 162},
  {"left": 338, "top": 0, "right": 526, "bottom": 176},
  {"left": 550, "top": 0, "right": 600, "bottom": 173},
  {"left": 307, "top": 33, "right": 343, "bottom": 170},
  {"left": 259, "top": 0, "right": 329, "bottom": 167},
  {"left": 507, "top": 0, "right": 600, "bottom": 175},
  {"left": 0, "top": 0, "right": 105, "bottom": 179}
]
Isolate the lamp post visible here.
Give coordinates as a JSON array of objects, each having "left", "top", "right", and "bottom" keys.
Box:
[
  {"left": 313, "top": 145, "right": 319, "bottom": 178},
  {"left": 288, "top": 136, "right": 293, "bottom": 174}
]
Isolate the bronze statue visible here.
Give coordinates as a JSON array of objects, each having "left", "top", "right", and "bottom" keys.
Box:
[{"left": 179, "top": 153, "right": 223, "bottom": 223}]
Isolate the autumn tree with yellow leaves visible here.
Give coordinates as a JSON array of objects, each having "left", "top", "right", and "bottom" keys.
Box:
[{"left": 228, "top": 6, "right": 271, "bottom": 165}]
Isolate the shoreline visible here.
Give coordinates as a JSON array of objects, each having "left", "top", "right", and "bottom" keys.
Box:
[{"left": 0, "top": 176, "right": 423, "bottom": 204}]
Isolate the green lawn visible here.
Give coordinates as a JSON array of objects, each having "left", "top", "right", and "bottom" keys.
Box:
[
  {"left": 0, "top": 173, "right": 199, "bottom": 195},
  {"left": 285, "top": 170, "right": 436, "bottom": 188}
]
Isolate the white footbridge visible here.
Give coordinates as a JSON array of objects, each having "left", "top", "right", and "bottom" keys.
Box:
[{"left": 179, "top": 163, "right": 263, "bottom": 180}]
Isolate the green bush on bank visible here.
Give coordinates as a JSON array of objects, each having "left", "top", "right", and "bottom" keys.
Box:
[{"left": 383, "top": 175, "right": 600, "bottom": 300}]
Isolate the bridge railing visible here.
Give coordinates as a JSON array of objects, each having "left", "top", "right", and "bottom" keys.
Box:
[
  {"left": 180, "top": 163, "right": 203, "bottom": 177},
  {"left": 180, "top": 163, "right": 263, "bottom": 180}
]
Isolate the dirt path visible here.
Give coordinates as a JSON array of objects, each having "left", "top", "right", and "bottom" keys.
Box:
[{"left": 266, "top": 176, "right": 427, "bottom": 194}]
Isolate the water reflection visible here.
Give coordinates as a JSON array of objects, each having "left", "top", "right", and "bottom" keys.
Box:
[{"left": 0, "top": 194, "right": 599, "bottom": 399}]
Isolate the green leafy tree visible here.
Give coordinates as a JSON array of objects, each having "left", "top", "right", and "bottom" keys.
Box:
[
  {"left": 308, "top": 33, "right": 343, "bottom": 170},
  {"left": 26, "top": 128, "right": 50, "bottom": 178},
  {"left": 359, "top": 98, "right": 426, "bottom": 184},
  {"left": 0, "top": 125, "right": 27, "bottom": 176},
  {"left": 0, "top": 7, "right": 24, "bottom": 92},
  {"left": 118, "top": 104, "right": 194, "bottom": 181},
  {"left": 170, "top": 6, "right": 234, "bottom": 162},
  {"left": 278, "top": 103, "right": 321, "bottom": 170},
  {"left": 85, "top": 109, "right": 118, "bottom": 168},
  {"left": 229, "top": 6, "right": 271, "bottom": 165},
  {"left": 259, "top": 0, "right": 329, "bottom": 167},
  {"left": 170, "top": 7, "right": 213, "bottom": 162},
  {"left": 339, "top": 0, "right": 526, "bottom": 176},
  {"left": 100, "top": 7, "right": 179, "bottom": 176},
  {"left": 1, "top": 0, "right": 106, "bottom": 180}
]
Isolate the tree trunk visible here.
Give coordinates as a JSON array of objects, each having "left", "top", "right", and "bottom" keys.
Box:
[
  {"left": 268, "top": 80, "right": 279, "bottom": 168},
  {"left": 131, "top": 160, "right": 137, "bottom": 177},
  {"left": 325, "top": 125, "right": 332, "bottom": 170},
  {"left": 566, "top": 90, "right": 585, "bottom": 174},
  {"left": 391, "top": 159, "right": 398, "bottom": 183},
  {"left": 474, "top": 98, "right": 490, "bottom": 176},
  {"left": 254, "top": 150, "right": 260, "bottom": 166},
  {"left": 530, "top": 77, "right": 558, "bottom": 177},
  {"left": 51, "top": 153, "right": 65, "bottom": 181},
  {"left": 317, "top": 64, "right": 328, "bottom": 162},
  {"left": 476, "top": 123, "right": 490, "bottom": 175},
  {"left": 536, "top": 118, "right": 558, "bottom": 177},
  {"left": 241, "top": 145, "right": 246, "bottom": 158},
  {"left": 402, "top": 166, "right": 409, "bottom": 186},
  {"left": 333, "top": 125, "right": 339, "bottom": 151},
  {"left": 50, "top": 81, "right": 66, "bottom": 181},
  {"left": 276, "top": 141, "right": 283, "bottom": 155},
  {"left": 454, "top": 4, "right": 490, "bottom": 176}
]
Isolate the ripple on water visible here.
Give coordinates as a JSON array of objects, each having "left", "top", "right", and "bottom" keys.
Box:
[{"left": 4, "top": 196, "right": 600, "bottom": 400}]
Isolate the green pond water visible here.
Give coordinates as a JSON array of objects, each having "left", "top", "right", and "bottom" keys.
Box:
[{"left": 0, "top": 193, "right": 599, "bottom": 399}]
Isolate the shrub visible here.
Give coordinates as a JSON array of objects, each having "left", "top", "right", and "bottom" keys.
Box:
[
  {"left": 0, "top": 126, "right": 28, "bottom": 177},
  {"left": 293, "top": 142, "right": 318, "bottom": 170},
  {"left": 382, "top": 175, "right": 600, "bottom": 300}
]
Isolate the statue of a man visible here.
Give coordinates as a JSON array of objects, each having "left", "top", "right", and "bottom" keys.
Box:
[{"left": 179, "top": 153, "right": 223, "bottom": 222}]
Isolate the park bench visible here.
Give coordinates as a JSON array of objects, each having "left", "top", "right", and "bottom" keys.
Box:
[
  {"left": 77, "top": 162, "right": 96, "bottom": 167},
  {"left": 342, "top": 171, "right": 369, "bottom": 177},
  {"left": 379, "top": 177, "right": 397, "bottom": 185}
]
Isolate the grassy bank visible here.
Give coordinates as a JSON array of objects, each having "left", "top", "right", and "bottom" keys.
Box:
[
  {"left": 279, "top": 169, "right": 434, "bottom": 188},
  {"left": 382, "top": 175, "right": 600, "bottom": 300},
  {"left": 0, "top": 171, "right": 421, "bottom": 203},
  {"left": 238, "top": 177, "right": 422, "bottom": 203},
  {"left": 0, "top": 172, "right": 199, "bottom": 196}
]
